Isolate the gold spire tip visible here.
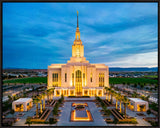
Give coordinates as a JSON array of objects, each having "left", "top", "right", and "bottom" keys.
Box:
[{"left": 77, "top": 11, "right": 79, "bottom": 16}]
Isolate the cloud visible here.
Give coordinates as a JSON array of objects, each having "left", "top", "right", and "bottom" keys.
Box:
[
  {"left": 105, "top": 51, "right": 158, "bottom": 67},
  {"left": 3, "top": 2, "right": 158, "bottom": 69}
]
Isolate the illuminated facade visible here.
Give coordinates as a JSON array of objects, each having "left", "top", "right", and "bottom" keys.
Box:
[
  {"left": 48, "top": 12, "right": 109, "bottom": 96},
  {"left": 12, "top": 98, "right": 33, "bottom": 112}
]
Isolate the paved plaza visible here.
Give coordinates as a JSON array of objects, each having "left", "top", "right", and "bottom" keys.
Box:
[
  {"left": 57, "top": 101, "right": 107, "bottom": 126},
  {"left": 8, "top": 97, "right": 154, "bottom": 126}
]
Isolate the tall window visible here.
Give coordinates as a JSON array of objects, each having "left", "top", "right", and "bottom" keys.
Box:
[
  {"left": 99, "top": 73, "right": 104, "bottom": 87},
  {"left": 83, "top": 73, "right": 85, "bottom": 86},
  {"left": 52, "top": 73, "right": 58, "bottom": 87},
  {"left": 65, "top": 73, "right": 67, "bottom": 82},
  {"left": 90, "top": 73, "right": 92, "bottom": 82},
  {"left": 75, "top": 70, "right": 82, "bottom": 94},
  {"left": 72, "top": 73, "right": 74, "bottom": 86}
]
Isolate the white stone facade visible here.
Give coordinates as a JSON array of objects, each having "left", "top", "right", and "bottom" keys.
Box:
[{"left": 47, "top": 12, "right": 109, "bottom": 96}]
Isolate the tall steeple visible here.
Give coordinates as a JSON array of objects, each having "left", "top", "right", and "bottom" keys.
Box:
[
  {"left": 75, "top": 11, "right": 81, "bottom": 41},
  {"left": 68, "top": 11, "right": 89, "bottom": 63},
  {"left": 77, "top": 11, "right": 79, "bottom": 28}
]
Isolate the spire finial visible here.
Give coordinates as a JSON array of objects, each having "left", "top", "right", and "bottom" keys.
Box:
[{"left": 77, "top": 11, "right": 79, "bottom": 28}]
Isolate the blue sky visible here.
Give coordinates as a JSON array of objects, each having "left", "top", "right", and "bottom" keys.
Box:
[{"left": 3, "top": 2, "right": 158, "bottom": 69}]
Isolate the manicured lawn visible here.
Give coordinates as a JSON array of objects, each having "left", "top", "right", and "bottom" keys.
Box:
[
  {"left": 3, "top": 77, "right": 158, "bottom": 85},
  {"left": 3, "top": 77, "right": 47, "bottom": 84},
  {"left": 144, "top": 75, "right": 158, "bottom": 78},
  {"left": 109, "top": 77, "right": 157, "bottom": 84}
]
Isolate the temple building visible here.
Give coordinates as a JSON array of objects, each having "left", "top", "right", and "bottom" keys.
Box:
[{"left": 47, "top": 12, "right": 109, "bottom": 96}]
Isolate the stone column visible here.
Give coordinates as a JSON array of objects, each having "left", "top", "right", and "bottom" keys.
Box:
[
  {"left": 91, "top": 89, "right": 92, "bottom": 96},
  {"left": 23, "top": 102, "right": 27, "bottom": 111},
  {"left": 69, "top": 89, "right": 70, "bottom": 96},
  {"left": 60, "top": 90, "right": 62, "bottom": 96},
  {"left": 102, "top": 89, "right": 103, "bottom": 96},
  {"left": 134, "top": 102, "right": 137, "bottom": 111}
]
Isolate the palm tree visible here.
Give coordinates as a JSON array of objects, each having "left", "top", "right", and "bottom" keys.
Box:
[
  {"left": 38, "top": 95, "right": 43, "bottom": 114},
  {"left": 10, "top": 109, "right": 15, "bottom": 118},
  {"left": 51, "top": 88, "right": 55, "bottom": 99},
  {"left": 41, "top": 92, "right": 46, "bottom": 110},
  {"left": 8, "top": 95, "right": 13, "bottom": 102},
  {"left": 108, "top": 88, "right": 111, "bottom": 102},
  {"left": 105, "top": 109, "right": 111, "bottom": 117},
  {"left": 110, "top": 90, "right": 115, "bottom": 104},
  {"left": 115, "top": 92, "right": 119, "bottom": 109},
  {"left": 122, "top": 96, "right": 129, "bottom": 119},
  {"left": 26, "top": 116, "right": 32, "bottom": 126},
  {"left": 105, "top": 87, "right": 109, "bottom": 100},
  {"left": 117, "top": 94, "right": 123, "bottom": 113},
  {"left": 31, "top": 85, "right": 34, "bottom": 91},
  {"left": 132, "top": 91, "right": 138, "bottom": 98},
  {"left": 33, "top": 97, "right": 40, "bottom": 118},
  {"left": 48, "top": 89, "right": 52, "bottom": 101},
  {"left": 46, "top": 90, "right": 50, "bottom": 101}
]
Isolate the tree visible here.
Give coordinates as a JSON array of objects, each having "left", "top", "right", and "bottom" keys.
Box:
[
  {"left": 26, "top": 116, "right": 32, "bottom": 126},
  {"left": 38, "top": 95, "right": 43, "bottom": 114},
  {"left": 146, "top": 95, "right": 150, "bottom": 101},
  {"left": 105, "top": 87, "right": 109, "bottom": 100},
  {"left": 41, "top": 92, "right": 46, "bottom": 110},
  {"left": 8, "top": 95, "right": 12, "bottom": 102},
  {"left": 53, "top": 103, "right": 59, "bottom": 121},
  {"left": 105, "top": 109, "right": 111, "bottom": 117},
  {"left": 134, "top": 83, "right": 137, "bottom": 88},
  {"left": 132, "top": 91, "right": 138, "bottom": 98},
  {"left": 10, "top": 109, "right": 15, "bottom": 118},
  {"left": 147, "top": 109, "right": 151, "bottom": 115},
  {"left": 140, "top": 84, "right": 144, "bottom": 89},
  {"left": 31, "top": 85, "right": 34, "bottom": 91},
  {"left": 49, "top": 118, "right": 55, "bottom": 124},
  {"left": 46, "top": 89, "right": 51, "bottom": 101},
  {"left": 110, "top": 90, "right": 115, "bottom": 104},
  {"left": 23, "top": 93, "right": 27, "bottom": 98},
  {"left": 117, "top": 94, "right": 123, "bottom": 113},
  {"left": 115, "top": 92, "right": 119, "bottom": 109},
  {"left": 108, "top": 88, "right": 111, "bottom": 102},
  {"left": 122, "top": 96, "right": 129, "bottom": 119},
  {"left": 33, "top": 97, "right": 40, "bottom": 118}
]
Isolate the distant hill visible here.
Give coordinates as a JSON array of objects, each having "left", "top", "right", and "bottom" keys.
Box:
[
  {"left": 109, "top": 67, "right": 158, "bottom": 72},
  {"left": 3, "top": 67, "right": 158, "bottom": 72}
]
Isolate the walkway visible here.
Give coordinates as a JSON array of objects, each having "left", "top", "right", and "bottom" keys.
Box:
[{"left": 57, "top": 101, "right": 107, "bottom": 126}]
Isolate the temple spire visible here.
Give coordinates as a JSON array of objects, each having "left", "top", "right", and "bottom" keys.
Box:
[
  {"left": 75, "top": 11, "right": 81, "bottom": 40},
  {"left": 77, "top": 11, "right": 79, "bottom": 28}
]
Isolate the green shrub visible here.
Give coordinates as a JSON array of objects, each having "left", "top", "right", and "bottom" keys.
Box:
[
  {"left": 49, "top": 118, "right": 56, "bottom": 124},
  {"left": 147, "top": 109, "right": 151, "bottom": 115}
]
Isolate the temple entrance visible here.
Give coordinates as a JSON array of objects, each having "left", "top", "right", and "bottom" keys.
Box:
[{"left": 75, "top": 70, "right": 82, "bottom": 96}]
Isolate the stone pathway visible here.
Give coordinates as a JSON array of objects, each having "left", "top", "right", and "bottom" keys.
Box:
[{"left": 57, "top": 101, "right": 107, "bottom": 126}]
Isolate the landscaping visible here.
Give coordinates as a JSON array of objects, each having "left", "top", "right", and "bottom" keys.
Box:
[
  {"left": 3, "top": 77, "right": 47, "bottom": 84},
  {"left": 3, "top": 77, "right": 158, "bottom": 85},
  {"left": 109, "top": 77, "right": 157, "bottom": 84}
]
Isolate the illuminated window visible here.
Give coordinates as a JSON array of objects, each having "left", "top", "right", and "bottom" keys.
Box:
[
  {"left": 99, "top": 73, "right": 104, "bottom": 87},
  {"left": 65, "top": 73, "right": 67, "bottom": 82},
  {"left": 83, "top": 73, "right": 85, "bottom": 86},
  {"left": 75, "top": 70, "right": 82, "bottom": 94},
  {"left": 72, "top": 73, "right": 74, "bottom": 86},
  {"left": 90, "top": 73, "right": 92, "bottom": 82},
  {"left": 52, "top": 73, "right": 58, "bottom": 87}
]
